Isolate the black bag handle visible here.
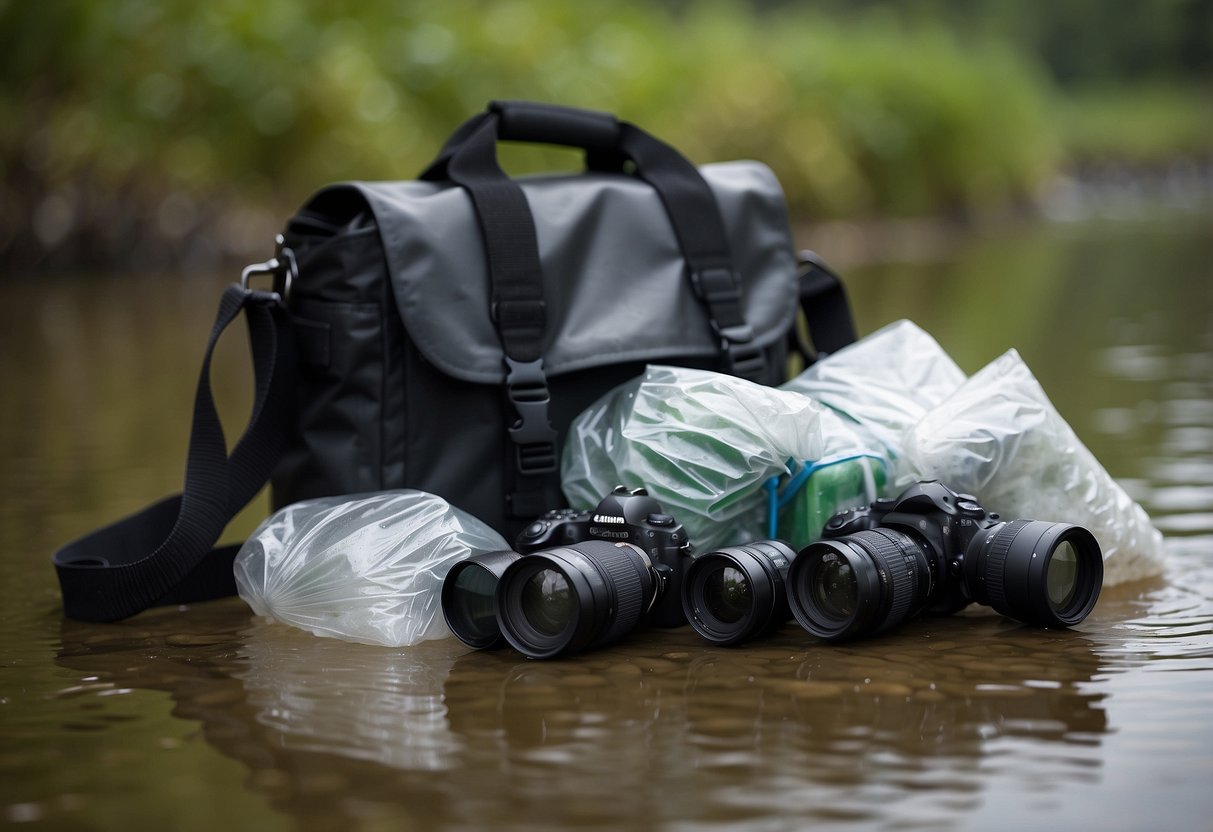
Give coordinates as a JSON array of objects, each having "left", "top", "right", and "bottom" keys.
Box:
[
  {"left": 424, "top": 101, "right": 623, "bottom": 172},
  {"left": 420, "top": 100, "right": 761, "bottom": 374},
  {"left": 52, "top": 270, "right": 298, "bottom": 622}
]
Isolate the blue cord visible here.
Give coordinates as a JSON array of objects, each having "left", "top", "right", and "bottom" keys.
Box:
[
  {"left": 764, "top": 476, "right": 780, "bottom": 540},
  {"left": 766, "top": 454, "right": 886, "bottom": 538}
]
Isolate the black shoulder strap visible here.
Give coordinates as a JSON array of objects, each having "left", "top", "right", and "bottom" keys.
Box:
[
  {"left": 52, "top": 279, "right": 298, "bottom": 622},
  {"left": 791, "top": 249, "right": 858, "bottom": 364}
]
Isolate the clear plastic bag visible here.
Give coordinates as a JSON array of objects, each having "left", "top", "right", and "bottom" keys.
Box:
[
  {"left": 782, "top": 319, "right": 967, "bottom": 468},
  {"left": 233, "top": 490, "right": 509, "bottom": 647},
  {"left": 901, "top": 350, "right": 1166, "bottom": 585},
  {"left": 561, "top": 365, "right": 886, "bottom": 551}
]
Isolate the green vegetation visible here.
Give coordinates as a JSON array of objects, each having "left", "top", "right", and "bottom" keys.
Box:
[
  {"left": 1, "top": 1, "right": 1209, "bottom": 268},
  {"left": 1058, "top": 84, "right": 1213, "bottom": 164}
]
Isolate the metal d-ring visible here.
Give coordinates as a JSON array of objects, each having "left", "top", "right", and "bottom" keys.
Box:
[{"left": 240, "top": 233, "right": 296, "bottom": 302}]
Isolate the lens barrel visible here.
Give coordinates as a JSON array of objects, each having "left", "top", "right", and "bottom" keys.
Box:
[
  {"left": 496, "top": 541, "right": 655, "bottom": 659},
  {"left": 442, "top": 550, "right": 522, "bottom": 649},
  {"left": 788, "top": 529, "right": 935, "bottom": 641},
  {"left": 964, "top": 520, "right": 1103, "bottom": 628},
  {"left": 682, "top": 541, "right": 797, "bottom": 645}
]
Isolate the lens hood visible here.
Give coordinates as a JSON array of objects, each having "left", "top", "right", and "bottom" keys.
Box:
[{"left": 442, "top": 550, "right": 522, "bottom": 650}]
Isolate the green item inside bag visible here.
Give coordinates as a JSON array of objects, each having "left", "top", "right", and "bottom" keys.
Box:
[{"left": 768, "top": 455, "right": 888, "bottom": 549}]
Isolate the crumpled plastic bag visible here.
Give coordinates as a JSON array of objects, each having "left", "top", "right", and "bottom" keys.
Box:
[
  {"left": 561, "top": 365, "right": 886, "bottom": 551},
  {"left": 234, "top": 490, "right": 509, "bottom": 647},
  {"left": 782, "top": 319, "right": 967, "bottom": 470},
  {"left": 901, "top": 350, "right": 1166, "bottom": 585}
]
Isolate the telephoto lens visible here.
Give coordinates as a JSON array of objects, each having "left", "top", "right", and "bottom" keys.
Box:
[
  {"left": 495, "top": 540, "right": 658, "bottom": 659},
  {"left": 786, "top": 481, "right": 1105, "bottom": 642},
  {"left": 682, "top": 540, "right": 798, "bottom": 645},
  {"left": 441, "top": 550, "right": 522, "bottom": 649}
]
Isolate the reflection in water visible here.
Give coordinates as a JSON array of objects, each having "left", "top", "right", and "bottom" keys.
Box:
[
  {"left": 444, "top": 621, "right": 1111, "bottom": 828},
  {"left": 236, "top": 623, "right": 460, "bottom": 772},
  {"left": 55, "top": 604, "right": 1127, "bottom": 830},
  {"left": 54, "top": 608, "right": 460, "bottom": 830}
]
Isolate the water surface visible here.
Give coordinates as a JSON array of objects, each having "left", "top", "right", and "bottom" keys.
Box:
[{"left": 2, "top": 218, "right": 1211, "bottom": 830}]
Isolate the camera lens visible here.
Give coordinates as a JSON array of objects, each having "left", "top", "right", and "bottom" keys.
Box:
[
  {"left": 704, "top": 567, "right": 749, "bottom": 623},
  {"left": 811, "top": 554, "right": 858, "bottom": 620},
  {"left": 1047, "top": 541, "right": 1079, "bottom": 607},
  {"left": 441, "top": 550, "right": 521, "bottom": 649},
  {"left": 788, "top": 529, "right": 935, "bottom": 641},
  {"left": 683, "top": 541, "right": 797, "bottom": 645},
  {"left": 496, "top": 541, "right": 655, "bottom": 659},
  {"left": 964, "top": 520, "right": 1103, "bottom": 628},
  {"left": 519, "top": 569, "right": 573, "bottom": 636}
]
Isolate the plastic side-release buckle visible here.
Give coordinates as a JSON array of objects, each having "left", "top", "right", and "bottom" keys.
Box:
[
  {"left": 690, "top": 265, "right": 766, "bottom": 382},
  {"left": 504, "top": 356, "right": 558, "bottom": 475},
  {"left": 690, "top": 265, "right": 742, "bottom": 301},
  {"left": 725, "top": 341, "right": 767, "bottom": 382}
]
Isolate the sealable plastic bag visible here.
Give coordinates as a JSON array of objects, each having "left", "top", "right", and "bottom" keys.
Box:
[
  {"left": 234, "top": 490, "right": 509, "bottom": 647},
  {"left": 561, "top": 365, "right": 887, "bottom": 551},
  {"left": 901, "top": 350, "right": 1167, "bottom": 585},
  {"left": 782, "top": 319, "right": 967, "bottom": 470}
]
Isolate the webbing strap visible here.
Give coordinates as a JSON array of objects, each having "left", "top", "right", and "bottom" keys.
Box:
[
  {"left": 442, "top": 115, "right": 549, "bottom": 364},
  {"left": 421, "top": 102, "right": 767, "bottom": 528},
  {"left": 793, "top": 250, "right": 858, "bottom": 363},
  {"left": 52, "top": 284, "right": 298, "bottom": 622},
  {"left": 421, "top": 102, "right": 763, "bottom": 381}
]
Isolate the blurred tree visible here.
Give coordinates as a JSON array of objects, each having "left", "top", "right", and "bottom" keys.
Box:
[
  {"left": 749, "top": 0, "right": 1213, "bottom": 86},
  {"left": 0, "top": 0, "right": 1207, "bottom": 272}
]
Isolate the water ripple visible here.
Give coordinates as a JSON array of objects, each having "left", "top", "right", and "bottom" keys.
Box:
[{"left": 1096, "top": 344, "right": 1170, "bottom": 381}]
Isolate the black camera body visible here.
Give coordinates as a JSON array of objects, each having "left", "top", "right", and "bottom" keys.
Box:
[
  {"left": 443, "top": 486, "right": 692, "bottom": 659},
  {"left": 820, "top": 480, "right": 993, "bottom": 615},
  {"left": 515, "top": 486, "right": 691, "bottom": 628},
  {"left": 789, "top": 480, "right": 1103, "bottom": 641}
]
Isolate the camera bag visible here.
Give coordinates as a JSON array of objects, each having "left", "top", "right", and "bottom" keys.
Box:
[{"left": 52, "top": 100, "right": 856, "bottom": 622}]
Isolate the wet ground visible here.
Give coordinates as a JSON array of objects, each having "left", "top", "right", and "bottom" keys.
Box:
[{"left": 2, "top": 216, "right": 1211, "bottom": 830}]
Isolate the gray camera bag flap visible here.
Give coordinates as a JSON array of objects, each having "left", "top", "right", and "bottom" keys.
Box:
[{"left": 52, "top": 100, "right": 856, "bottom": 622}]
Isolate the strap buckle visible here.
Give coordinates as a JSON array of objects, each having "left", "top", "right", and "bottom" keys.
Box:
[
  {"left": 690, "top": 265, "right": 743, "bottom": 308},
  {"left": 504, "top": 356, "right": 558, "bottom": 475},
  {"left": 690, "top": 266, "right": 766, "bottom": 380},
  {"left": 725, "top": 342, "right": 767, "bottom": 381},
  {"left": 240, "top": 233, "right": 297, "bottom": 303},
  {"left": 691, "top": 265, "right": 757, "bottom": 346},
  {"left": 491, "top": 297, "right": 546, "bottom": 329}
]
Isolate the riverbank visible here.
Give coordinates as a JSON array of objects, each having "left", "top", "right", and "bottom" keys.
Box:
[
  {"left": 801, "top": 159, "right": 1213, "bottom": 269},
  {"left": 7, "top": 160, "right": 1211, "bottom": 277},
  {"left": 2, "top": 3, "right": 1209, "bottom": 274}
]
